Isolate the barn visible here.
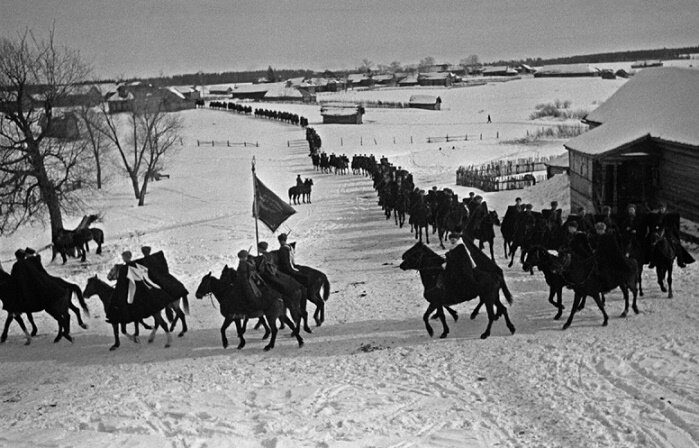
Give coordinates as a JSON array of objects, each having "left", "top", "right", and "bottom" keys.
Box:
[
  {"left": 481, "top": 66, "right": 518, "bottom": 77},
  {"left": 418, "top": 72, "right": 452, "bottom": 87},
  {"left": 534, "top": 64, "right": 600, "bottom": 78},
  {"left": 408, "top": 95, "right": 441, "bottom": 110},
  {"left": 564, "top": 67, "right": 699, "bottom": 221},
  {"left": 320, "top": 103, "right": 365, "bottom": 124},
  {"left": 231, "top": 84, "right": 270, "bottom": 101},
  {"left": 544, "top": 153, "right": 570, "bottom": 179},
  {"left": 398, "top": 74, "right": 419, "bottom": 87}
]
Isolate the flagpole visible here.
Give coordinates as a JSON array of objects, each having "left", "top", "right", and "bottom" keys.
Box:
[{"left": 251, "top": 156, "right": 260, "bottom": 256}]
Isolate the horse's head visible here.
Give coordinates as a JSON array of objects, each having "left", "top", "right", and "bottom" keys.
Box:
[
  {"left": 305, "top": 178, "right": 313, "bottom": 186},
  {"left": 82, "top": 275, "right": 101, "bottom": 299},
  {"left": 522, "top": 245, "right": 546, "bottom": 271},
  {"left": 489, "top": 210, "right": 501, "bottom": 226},
  {"left": 195, "top": 272, "right": 214, "bottom": 299},
  {"left": 400, "top": 242, "right": 444, "bottom": 271},
  {"left": 220, "top": 264, "right": 236, "bottom": 285},
  {"left": 107, "top": 264, "right": 120, "bottom": 281}
]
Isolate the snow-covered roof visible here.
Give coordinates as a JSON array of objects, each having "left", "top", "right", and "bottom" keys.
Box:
[
  {"left": 321, "top": 103, "right": 362, "bottom": 116},
  {"left": 263, "top": 85, "right": 303, "bottom": 98},
  {"left": 535, "top": 64, "right": 600, "bottom": 75},
  {"left": 372, "top": 74, "right": 394, "bottom": 82},
  {"left": 165, "top": 87, "right": 186, "bottom": 99},
  {"left": 409, "top": 95, "right": 439, "bottom": 105},
  {"left": 419, "top": 72, "right": 451, "bottom": 80},
  {"left": 233, "top": 83, "right": 273, "bottom": 94},
  {"left": 399, "top": 74, "right": 419, "bottom": 84},
  {"left": 544, "top": 152, "right": 569, "bottom": 168},
  {"left": 482, "top": 66, "right": 517, "bottom": 75},
  {"left": 565, "top": 67, "right": 699, "bottom": 156}
]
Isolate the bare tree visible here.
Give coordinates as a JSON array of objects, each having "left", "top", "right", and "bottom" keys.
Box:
[
  {"left": 95, "top": 97, "right": 182, "bottom": 206},
  {"left": 0, "top": 28, "right": 92, "bottom": 239},
  {"left": 360, "top": 58, "right": 373, "bottom": 73},
  {"left": 77, "top": 104, "right": 110, "bottom": 189},
  {"left": 460, "top": 55, "right": 480, "bottom": 67},
  {"left": 389, "top": 61, "right": 402, "bottom": 73},
  {"left": 418, "top": 56, "right": 436, "bottom": 72}
]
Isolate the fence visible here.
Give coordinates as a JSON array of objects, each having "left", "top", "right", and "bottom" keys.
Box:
[
  {"left": 456, "top": 155, "right": 555, "bottom": 192},
  {"left": 196, "top": 140, "right": 259, "bottom": 148},
  {"left": 427, "top": 132, "right": 500, "bottom": 143},
  {"left": 287, "top": 139, "right": 308, "bottom": 149}
]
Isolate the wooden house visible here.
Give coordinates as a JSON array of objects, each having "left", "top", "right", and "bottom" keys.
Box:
[
  {"left": 320, "top": 103, "right": 365, "bottom": 124},
  {"left": 408, "top": 95, "right": 442, "bottom": 111},
  {"left": 564, "top": 67, "right": 699, "bottom": 221},
  {"left": 545, "top": 153, "right": 570, "bottom": 179},
  {"left": 534, "top": 64, "right": 600, "bottom": 78},
  {"left": 481, "top": 66, "right": 518, "bottom": 77},
  {"left": 418, "top": 72, "right": 452, "bottom": 86}
]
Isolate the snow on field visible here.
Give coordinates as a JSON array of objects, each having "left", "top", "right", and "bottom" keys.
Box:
[{"left": 1, "top": 76, "right": 698, "bottom": 448}]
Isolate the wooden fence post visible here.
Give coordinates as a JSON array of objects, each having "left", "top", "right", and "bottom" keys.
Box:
[
  {"left": 341, "top": 137, "right": 343, "bottom": 146},
  {"left": 497, "top": 131, "right": 499, "bottom": 139},
  {"left": 360, "top": 137, "right": 363, "bottom": 146},
  {"left": 374, "top": 138, "right": 377, "bottom": 145},
  {"left": 480, "top": 134, "right": 482, "bottom": 140},
  {"left": 197, "top": 139, "right": 200, "bottom": 147},
  {"left": 411, "top": 136, "right": 413, "bottom": 144},
  {"left": 227, "top": 140, "right": 230, "bottom": 147},
  {"left": 212, "top": 140, "right": 214, "bottom": 146}
]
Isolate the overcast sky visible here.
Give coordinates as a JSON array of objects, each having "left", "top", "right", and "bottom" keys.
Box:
[{"left": 2, "top": 0, "right": 698, "bottom": 79}]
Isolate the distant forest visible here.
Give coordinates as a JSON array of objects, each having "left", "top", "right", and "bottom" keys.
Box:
[
  {"left": 105, "top": 45, "right": 699, "bottom": 86},
  {"left": 490, "top": 45, "right": 699, "bottom": 67}
]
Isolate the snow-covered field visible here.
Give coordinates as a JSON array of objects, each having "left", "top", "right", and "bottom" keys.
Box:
[{"left": 1, "top": 74, "right": 698, "bottom": 448}]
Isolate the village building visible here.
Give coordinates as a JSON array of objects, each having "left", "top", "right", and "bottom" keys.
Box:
[
  {"left": 371, "top": 74, "right": 396, "bottom": 86},
  {"left": 544, "top": 153, "right": 570, "bottom": 179},
  {"left": 263, "top": 83, "right": 316, "bottom": 103},
  {"left": 39, "top": 111, "right": 81, "bottom": 139},
  {"left": 408, "top": 95, "right": 442, "bottom": 110},
  {"left": 398, "top": 74, "right": 419, "bottom": 87},
  {"left": 417, "top": 72, "right": 452, "bottom": 87},
  {"left": 231, "top": 83, "right": 270, "bottom": 101},
  {"left": 534, "top": 64, "right": 600, "bottom": 78},
  {"left": 481, "top": 66, "right": 519, "bottom": 77},
  {"left": 320, "top": 103, "right": 365, "bottom": 124},
  {"left": 346, "top": 73, "right": 373, "bottom": 88},
  {"left": 564, "top": 67, "right": 699, "bottom": 221}
]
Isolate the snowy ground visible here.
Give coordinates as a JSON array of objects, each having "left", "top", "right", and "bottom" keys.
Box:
[{"left": 1, "top": 74, "right": 698, "bottom": 448}]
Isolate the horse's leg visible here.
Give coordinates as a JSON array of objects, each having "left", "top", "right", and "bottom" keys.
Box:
[
  {"left": 151, "top": 312, "right": 172, "bottom": 348},
  {"left": 638, "top": 263, "right": 644, "bottom": 297},
  {"left": 27, "top": 313, "right": 38, "bottom": 336},
  {"left": 69, "top": 302, "right": 88, "bottom": 329},
  {"left": 444, "top": 305, "right": 458, "bottom": 322},
  {"left": 234, "top": 319, "right": 246, "bottom": 349},
  {"left": 13, "top": 314, "right": 32, "bottom": 345},
  {"left": 424, "top": 225, "right": 429, "bottom": 244},
  {"left": 437, "top": 306, "right": 449, "bottom": 339},
  {"left": 282, "top": 315, "right": 304, "bottom": 348},
  {"left": 220, "top": 315, "right": 233, "bottom": 348},
  {"left": 667, "top": 263, "right": 673, "bottom": 299},
  {"left": 554, "top": 287, "right": 564, "bottom": 320},
  {"left": 470, "top": 299, "right": 484, "bottom": 320},
  {"left": 132, "top": 322, "right": 140, "bottom": 344},
  {"left": 562, "top": 292, "right": 583, "bottom": 330},
  {"left": 258, "top": 316, "right": 271, "bottom": 340},
  {"left": 508, "top": 245, "right": 517, "bottom": 268},
  {"left": 423, "top": 303, "right": 437, "bottom": 337},
  {"left": 175, "top": 303, "right": 187, "bottom": 337},
  {"left": 498, "top": 301, "right": 516, "bottom": 335},
  {"left": 620, "top": 285, "right": 630, "bottom": 318},
  {"left": 110, "top": 323, "right": 120, "bottom": 350},
  {"left": 591, "top": 292, "right": 608, "bottom": 326},
  {"left": 263, "top": 312, "right": 279, "bottom": 351},
  {"left": 489, "top": 240, "right": 495, "bottom": 261},
  {"left": 1, "top": 312, "right": 12, "bottom": 343},
  {"left": 657, "top": 266, "right": 667, "bottom": 292},
  {"left": 480, "top": 294, "right": 495, "bottom": 340}
]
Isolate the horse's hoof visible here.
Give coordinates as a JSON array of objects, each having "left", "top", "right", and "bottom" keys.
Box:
[
  {"left": 298, "top": 340, "right": 304, "bottom": 348},
  {"left": 562, "top": 323, "right": 570, "bottom": 330},
  {"left": 620, "top": 311, "right": 627, "bottom": 318},
  {"left": 80, "top": 323, "right": 88, "bottom": 329},
  {"left": 178, "top": 332, "right": 185, "bottom": 338},
  {"left": 31, "top": 330, "right": 37, "bottom": 337},
  {"left": 668, "top": 293, "right": 673, "bottom": 299},
  {"left": 553, "top": 314, "right": 562, "bottom": 320},
  {"left": 0, "top": 337, "right": 6, "bottom": 344},
  {"left": 602, "top": 321, "right": 608, "bottom": 327},
  {"left": 53, "top": 337, "right": 61, "bottom": 343},
  {"left": 479, "top": 333, "right": 489, "bottom": 340},
  {"left": 109, "top": 345, "right": 119, "bottom": 351},
  {"left": 65, "top": 335, "right": 73, "bottom": 343},
  {"left": 263, "top": 344, "right": 273, "bottom": 351},
  {"left": 509, "top": 326, "right": 516, "bottom": 335},
  {"left": 24, "top": 339, "right": 31, "bottom": 346},
  {"left": 304, "top": 327, "right": 312, "bottom": 334},
  {"left": 639, "top": 291, "right": 644, "bottom": 297},
  {"left": 164, "top": 343, "right": 171, "bottom": 348},
  {"left": 633, "top": 306, "right": 639, "bottom": 314},
  {"left": 439, "top": 332, "right": 449, "bottom": 339},
  {"left": 470, "top": 311, "right": 478, "bottom": 320},
  {"left": 426, "top": 328, "right": 434, "bottom": 337},
  {"left": 148, "top": 338, "right": 154, "bottom": 344}
]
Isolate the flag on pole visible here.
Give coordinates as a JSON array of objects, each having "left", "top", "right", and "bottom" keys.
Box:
[{"left": 253, "top": 174, "right": 296, "bottom": 232}]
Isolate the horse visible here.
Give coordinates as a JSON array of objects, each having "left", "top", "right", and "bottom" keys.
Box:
[
  {"left": 288, "top": 178, "right": 314, "bottom": 205},
  {"left": 560, "top": 251, "right": 639, "bottom": 329},
  {"left": 83, "top": 227, "right": 104, "bottom": 255},
  {"left": 82, "top": 275, "right": 173, "bottom": 350},
  {"left": 222, "top": 262, "right": 312, "bottom": 335},
  {"left": 52, "top": 214, "right": 100, "bottom": 264},
  {"left": 647, "top": 229, "right": 676, "bottom": 298},
  {"left": 409, "top": 194, "right": 431, "bottom": 245},
  {"left": 0, "top": 265, "right": 73, "bottom": 344},
  {"left": 400, "top": 242, "right": 515, "bottom": 340},
  {"left": 522, "top": 245, "right": 566, "bottom": 320},
  {"left": 476, "top": 210, "right": 500, "bottom": 261},
  {"left": 195, "top": 272, "right": 303, "bottom": 351}
]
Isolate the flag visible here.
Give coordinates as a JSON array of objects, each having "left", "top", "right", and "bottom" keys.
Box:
[{"left": 253, "top": 174, "right": 296, "bottom": 232}]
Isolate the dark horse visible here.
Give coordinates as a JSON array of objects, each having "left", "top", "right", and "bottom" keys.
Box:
[
  {"left": 0, "top": 263, "right": 74, "bottom": 344},
  {"left": 522, "top": 245, "right": 566, "bottom": 320},
  {"left": 288, "top": 178, "right": 314, "bottom": 205},
  {"left": 400, "top": 242, "right": 515, "bottom": 340},
  {"left": 560, "top": 252, "right": 639, "bottom": 330},
  {"left": 647, "top": 229, "right": 676, "bottom": 298},
  {"left": 195, "top": 272, "right": 303, "bottom": 351},
  {"left": 52, "top": 214, "right": 101, "bottom": 264},
  {"left": 82, "top": 275, "right": 172, "bottom": 351}
]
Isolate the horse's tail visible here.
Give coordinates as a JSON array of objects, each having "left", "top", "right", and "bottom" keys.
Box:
[
  {"left": 181, "top": 295, "right": 190, "bottom": 315},
  {"left": 500, "top": 275, "right": 513, "bottom": 305},
  {"left": 72, "top": 284, "right": 90, "bottom": 317},
  {"left": 322, "top": 275, "right": 330, "bottom": 302}
]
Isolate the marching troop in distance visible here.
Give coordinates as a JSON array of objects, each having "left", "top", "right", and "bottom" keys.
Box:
[{"left": 0, "top": 151, "right": 694, "bottom": 350}]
